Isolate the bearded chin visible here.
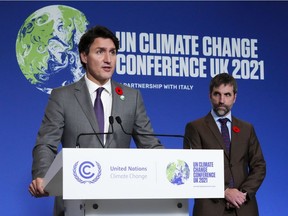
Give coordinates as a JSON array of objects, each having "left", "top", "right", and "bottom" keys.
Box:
[{"left": 214, "top": 108, "right": 228, "bottom": 117}]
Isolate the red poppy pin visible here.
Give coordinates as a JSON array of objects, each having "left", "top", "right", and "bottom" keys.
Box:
[
  {"left": 232, "top": 126, "right": 240, "bottom": 133},
  {"left": 115, "top": 87, "right": 125, "bottom": 100}
]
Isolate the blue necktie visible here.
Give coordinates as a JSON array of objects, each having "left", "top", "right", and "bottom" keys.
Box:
[
  {"left": 219, "top": 118, "right": 234, "bottom": 187},
  {"left": 218, "top": 118, "right": 231, "bottom": 154},
  {"left": 94, "top": 87, "right": 104, "bottom": 140}
]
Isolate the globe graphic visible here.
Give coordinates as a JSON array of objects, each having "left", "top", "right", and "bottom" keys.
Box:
[
  {"left": 15, "top": 5, "right": 89, "bottom": 94},
  {"left": 166, "top": 160, "right": 190, "bottom": 185}
]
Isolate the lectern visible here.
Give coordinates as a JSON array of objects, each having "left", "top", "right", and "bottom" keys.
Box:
[{"left": 44, "top": 148, "right": 224, "bottom": 216}]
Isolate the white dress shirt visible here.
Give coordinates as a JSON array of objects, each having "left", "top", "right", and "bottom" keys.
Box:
[
  {"left": 85, "top": 75, "right": 112, "bottom": 144},
  {"left": 211, "top": 109, "right": 232, "bottom": 140}
]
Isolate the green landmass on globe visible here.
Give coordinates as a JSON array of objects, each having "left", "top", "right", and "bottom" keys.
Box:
[
  {"left": 15, "top": 5, "right": 89, "bottom": 93},
  {"left": 166, "top": 160, "right": 190, "bottom": 185}
]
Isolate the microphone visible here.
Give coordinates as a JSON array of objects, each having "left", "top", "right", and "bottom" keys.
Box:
[
  {"left": 76, "top": 116, "right": 114, "bottom": 148},
  {"left": 115, "top": 116, "right": 192, "bottom": 148}
]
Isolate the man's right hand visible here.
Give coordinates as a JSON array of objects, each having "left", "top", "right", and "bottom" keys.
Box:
[
  {"left": 224, "top": 188, "right": 246, "bottom": 209},
  {"left": 29, "top": 178, "right": 49, "bottom": 198}
]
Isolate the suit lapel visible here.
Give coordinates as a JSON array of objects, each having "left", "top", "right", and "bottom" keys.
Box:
[
  {"left": 205, "top": 113, "right": 230, "bottom": 158},
  {"left": 231, "top": 117, "right": 240, "bottom": 160},
  {"left": 110, "top": 81, "right": 124, "bottom": 118},
  {"left": 74, "top": 77, "right": 99, "bottom": 133},
  {"left": 105, "top": 81, "right": 124, "bottom": 148}
]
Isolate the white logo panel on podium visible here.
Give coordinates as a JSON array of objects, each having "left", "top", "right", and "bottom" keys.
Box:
[{"left": 61, "top": 148, "right": 224, "bottom": 200}]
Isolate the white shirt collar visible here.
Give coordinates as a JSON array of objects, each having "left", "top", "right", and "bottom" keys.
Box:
[
  {"left": 84, "top": 74, "right": 112, "bottom": 95},
  {"left": 211, "top": 109, "right": 232, "bottom": 122}
]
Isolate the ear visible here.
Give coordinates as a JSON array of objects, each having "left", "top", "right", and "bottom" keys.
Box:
[
  {"left": 233, "top": 93, "right": 237, "bottom": 103},
  {"left": 80, "top": 52, "right": 87, "bottom": 64}
]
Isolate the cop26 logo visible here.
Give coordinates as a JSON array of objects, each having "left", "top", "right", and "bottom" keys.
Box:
[
  {"left": 73, "top": 161, "right": 102, "bottom": 184},
  {"left": 166, "top": 160, "right": 190, "bottom": 185}
]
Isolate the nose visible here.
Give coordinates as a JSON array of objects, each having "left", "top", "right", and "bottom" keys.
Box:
[
  {"left": 103, "top": 52, "right": 111, "bottom": 63},
  {"left": 219, "top": 95, "right": 225, "bottom": 104}
]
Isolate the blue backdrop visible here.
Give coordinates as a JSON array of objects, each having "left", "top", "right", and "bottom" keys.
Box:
[{"left": 1, "top": 1, "right": 287, "bottom": 215}]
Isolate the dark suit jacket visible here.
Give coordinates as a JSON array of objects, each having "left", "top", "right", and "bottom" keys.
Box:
[
  {"left": 184, "top": 113, "right": 266, "bottom": 216},
  {"left": 31, "top": 77, "right": 163, "bottom": 215}
]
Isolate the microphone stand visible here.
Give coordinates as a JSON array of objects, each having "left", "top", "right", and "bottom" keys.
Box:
[
  {"left": 76, "top": 116, "right": 114, "bottom": 148},
  {"left": 115, "top": 116, "right": 192, "bottom": 149}
]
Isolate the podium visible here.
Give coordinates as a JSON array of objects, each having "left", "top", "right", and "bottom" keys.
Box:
[{"left": 44, "top": 148, "right": 224, "bottom": 216}]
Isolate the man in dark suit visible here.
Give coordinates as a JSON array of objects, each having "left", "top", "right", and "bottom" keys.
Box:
[
  {"left": 29, "top": 25, "right": 163, "bottom": 216},
  {"left": 184, "top": 73, "right": 266, "bottom": 216}
]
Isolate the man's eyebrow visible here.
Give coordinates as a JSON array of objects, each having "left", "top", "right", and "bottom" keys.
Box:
[{"left": 95, "top": 47, "right": 116, "bottom": 50}]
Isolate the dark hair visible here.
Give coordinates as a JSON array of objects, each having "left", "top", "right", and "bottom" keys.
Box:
[
  {"left": 78, "top": 25, "right": 120, "bottom": 69},
  {"left": 209, "top": 73, "right": 238, "bottom": 94}
]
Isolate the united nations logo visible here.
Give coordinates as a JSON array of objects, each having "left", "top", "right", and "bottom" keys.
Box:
[
  {"left": 166, "top": 160, "right": 190, "bottom": 185},
  {"left": 73, "top": 161, "right": 102, "bottom": 184}
]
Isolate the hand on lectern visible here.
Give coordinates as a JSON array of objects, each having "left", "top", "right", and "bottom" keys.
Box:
[{"left": 29, "top": 178, "right": 49, "bottom": 198}]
